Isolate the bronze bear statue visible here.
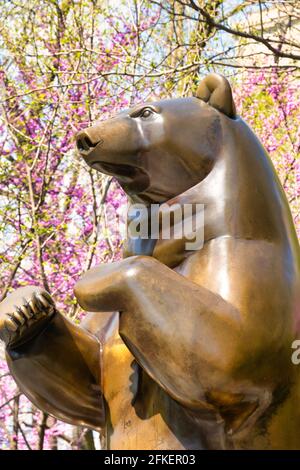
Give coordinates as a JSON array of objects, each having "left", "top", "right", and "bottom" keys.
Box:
[{"left": 0, "top": 74, "right": 299, "bottom": 450}]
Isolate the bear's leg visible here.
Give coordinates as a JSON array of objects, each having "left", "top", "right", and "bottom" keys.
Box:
[{"left": 74, "top": 256, "right": 272, "bottom": 434}]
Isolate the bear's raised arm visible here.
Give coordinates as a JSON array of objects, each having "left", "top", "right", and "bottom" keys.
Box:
[{"left": 0, "top": 287, "right": 104, "bottom": 431}]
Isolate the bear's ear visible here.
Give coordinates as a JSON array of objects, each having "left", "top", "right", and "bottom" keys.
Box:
[{"left": 196, "top": 73, "right": 236, "bottom": 119}]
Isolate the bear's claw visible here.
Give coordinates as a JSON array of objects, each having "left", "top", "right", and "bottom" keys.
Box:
[{"left": 0, "top": 289, "right": 56, "bottom": 347}]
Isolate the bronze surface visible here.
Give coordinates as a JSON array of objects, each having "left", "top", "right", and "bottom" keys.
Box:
[{"left": 1, "top": 74, "right": 299, "bottom": 449}]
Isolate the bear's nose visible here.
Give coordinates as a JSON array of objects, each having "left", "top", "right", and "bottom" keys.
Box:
[{"left": 76, "top": 131, "right": 98, "bottom": 153}]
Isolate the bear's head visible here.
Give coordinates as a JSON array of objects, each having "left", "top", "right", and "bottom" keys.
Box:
[{"left": 76, "top": 73, "right": 236, "bottom": 204}]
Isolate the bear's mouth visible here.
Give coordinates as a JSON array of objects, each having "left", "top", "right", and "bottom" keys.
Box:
[
  {"left": 91, "top": 161, "right": 150, "bottom": 193},
  {"left": 96, "top": 162, "right": 136, "bottom": 179},
  {"left": 92, "top": 161, "right": 137, "bottom": 180}
]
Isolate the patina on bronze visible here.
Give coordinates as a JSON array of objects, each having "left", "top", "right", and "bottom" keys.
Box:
[{"left": 0, "top": 74, "right": 299, "bottom": 449}]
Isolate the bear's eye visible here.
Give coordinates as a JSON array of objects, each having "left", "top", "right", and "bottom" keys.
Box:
[
  {"left": 130, "top": 106, "right": 158, "bottom": 120},
  {"left": 139, "top": 108, "right": 154, "bottom": 119}
]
